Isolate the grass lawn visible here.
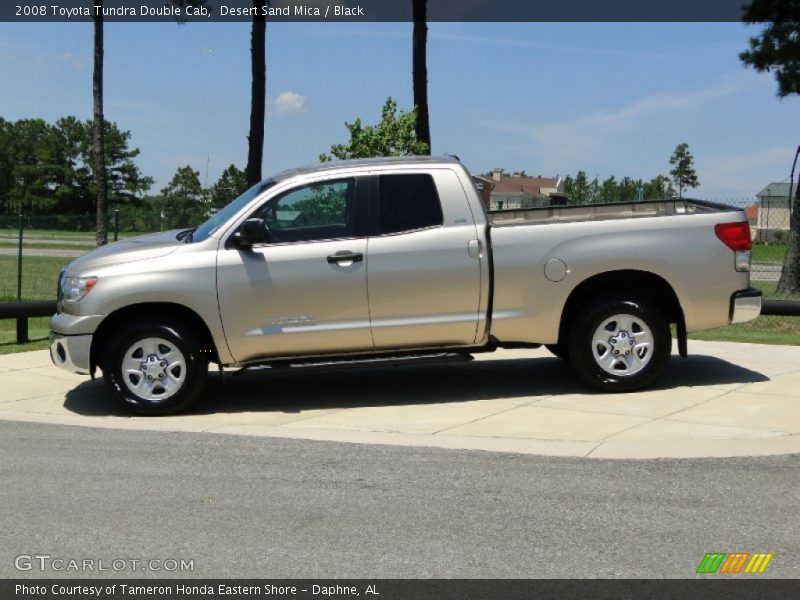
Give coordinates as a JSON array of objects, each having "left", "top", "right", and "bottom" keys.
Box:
[
  {"left": 0, "top": 316, "right": 50, "bottom": 355},
  {"left": 688, "top": 280, "right": 800, "bottom": 345},
  {"left": 0, "top": 254, "right": 70, "bottom": 301},
  {"left": 0, "top": 256, "right": 63, "bottom": 353},
  {"left": 751, "top": 243, "right": 786, "bottom": 263},
  {"left": 0, "top": 241, "right": 95, "bottom": 251},
  {"left": 0, "top": 228, "right": 96, "bottom": 239}
]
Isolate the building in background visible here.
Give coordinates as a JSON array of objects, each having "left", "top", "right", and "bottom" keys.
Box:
[{"left": 472, "top": 169, "right": 565, "bottom": 210}]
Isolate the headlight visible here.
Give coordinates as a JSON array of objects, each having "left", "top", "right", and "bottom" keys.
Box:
[{"left": 61, "top": 276, "right": 98, "bottom": 302}]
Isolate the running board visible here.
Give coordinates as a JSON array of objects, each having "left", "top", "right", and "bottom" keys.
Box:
[{"left": 234, "top": 352, "right": 474, "bottom": 375}]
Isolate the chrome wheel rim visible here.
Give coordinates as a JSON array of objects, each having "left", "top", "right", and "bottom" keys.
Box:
[
  {"left": 121, "top": 337, "right": 186, "bottom": 401},
  {"left": 591, "top": 313, "right": 654, "bottom": 377}
]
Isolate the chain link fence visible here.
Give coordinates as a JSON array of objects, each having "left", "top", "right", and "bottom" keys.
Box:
[
  {"left": 1, "top": 200, "right": 799, "bottom": 345},
  {"left": 690, "top": 197, "right": 799, "bottom": 345},
  {"left": 707, "top": 198, "right": 794, "bottom": 297},
  {"left": 0, "top": 211, "right": 166, "bottom": 302}
]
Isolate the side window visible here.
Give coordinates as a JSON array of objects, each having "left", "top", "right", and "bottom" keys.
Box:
[
  {"left": 378, "top": 174, "right": 443, "bottom": 235},
  {"left": 254, "top": 179, "right": 355, "bottom": 243}
]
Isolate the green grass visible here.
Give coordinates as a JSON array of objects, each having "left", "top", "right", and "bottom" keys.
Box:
[
  {"left": 0, "top": 255, "right": 70, "bottom": 301},
  {"left": 0, "top": 242, "right": 95, "bottom": 251},
  {"left": 751, "top": 243, "right": 786, "bottom": 263},
  {"left": 0, "top": 229, "right": 144, "bottom": 242},
  {"left": 0, "top": 317, "right": 50, "bottom": 354},
  {"left": 0, "top": 256, "right": 63, "bottom": 354},
  {"left": 688, "top": 281, "right": 800, "bottom": 345}
]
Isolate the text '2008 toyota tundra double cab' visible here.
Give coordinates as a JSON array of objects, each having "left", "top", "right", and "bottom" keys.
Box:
[{"left": 50, "top": 156, "right": 761, "bottom": 414}]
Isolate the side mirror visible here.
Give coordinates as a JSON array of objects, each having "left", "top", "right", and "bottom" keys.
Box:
[{"left": 234, "top": 218, "right": 269, "bottom": 248}]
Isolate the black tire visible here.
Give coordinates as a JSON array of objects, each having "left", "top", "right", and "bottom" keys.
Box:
[
  {"left": 103, "top": 318, "right": 208, "bottom": 415},
  {"left": 568, "top": 297, "right": 670, "bottom": 393},
  {"left": 545, "top": 343, "right": 570, "bottom": 361}
]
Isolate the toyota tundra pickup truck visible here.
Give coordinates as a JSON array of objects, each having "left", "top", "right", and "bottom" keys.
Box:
[{"left": 49, "top": 156, "right": 761, "bottom": 414}]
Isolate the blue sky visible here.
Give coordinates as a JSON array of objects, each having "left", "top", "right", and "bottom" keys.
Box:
[{"left": 1, "top": 21, "right": 798, "bottom": 199}]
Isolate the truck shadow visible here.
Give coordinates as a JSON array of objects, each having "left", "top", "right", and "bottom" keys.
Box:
[{"left": 63, "top": 354, "right": 768, "bottom": 418}]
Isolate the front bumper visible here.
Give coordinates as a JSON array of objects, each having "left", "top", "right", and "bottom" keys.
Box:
[
  {"left": 730, "top": 287, "right": 762, "bottom": 324},
  {"left": 49, "top": 331, "right": 92, "bottom": 374}
]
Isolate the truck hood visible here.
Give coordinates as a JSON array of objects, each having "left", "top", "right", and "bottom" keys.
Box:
[{"left": 65, "top": 229, "right": 183, "bottom": 275}]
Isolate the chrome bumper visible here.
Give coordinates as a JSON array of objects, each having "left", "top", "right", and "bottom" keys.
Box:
[
  {"left": 730, "top": 288, "right": 762, "bottom": 324},
  {"left": 49, "top": 331, "right": 92, "bottom": 374}
]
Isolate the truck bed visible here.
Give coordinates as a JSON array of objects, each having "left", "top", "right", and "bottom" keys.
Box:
[{"left": 488, "top": 198, "right": 736, "bottom": 227}]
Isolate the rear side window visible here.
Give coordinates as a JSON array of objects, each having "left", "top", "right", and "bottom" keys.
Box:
[{"left": 378, "top": 174, "right": 443, "bottom": 235}]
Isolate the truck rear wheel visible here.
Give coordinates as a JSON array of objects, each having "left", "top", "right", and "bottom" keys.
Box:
[
  {"left": 568, "top": 298, "right": 670, "bottom": 393},
  {"left": 103, "top": 318, "right": 208, "bottom": 415}
]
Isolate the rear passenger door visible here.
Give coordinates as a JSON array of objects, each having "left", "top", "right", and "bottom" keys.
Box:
[{"left": 366, "top": 170, "right": 483, "bottom": 349}]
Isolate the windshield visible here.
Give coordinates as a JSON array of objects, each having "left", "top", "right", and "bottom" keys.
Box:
[{"left": 191, "top": 179, "right": 276, "bottom": 243}]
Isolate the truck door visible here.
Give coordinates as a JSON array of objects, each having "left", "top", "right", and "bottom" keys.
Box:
[
  {"left": 217, "top": 176, "right": 374, "bottom": 362},
  {"left": 366, "top": 169, "right": 483, "bottom": 349}
]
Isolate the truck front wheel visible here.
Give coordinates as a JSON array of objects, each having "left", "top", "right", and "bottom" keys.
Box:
[
  {"left": 102, "top": 319, "right": 208, "bottom": 415},
  {"left": 568, "top": 298, "right": 670, "bottom": 393}
]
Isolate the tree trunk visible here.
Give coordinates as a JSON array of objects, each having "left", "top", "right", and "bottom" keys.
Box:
[
  {"left": 777, "top": 174, "right": 800, "bottom": 294},
  {"left": 93, "top": 2, "right": 108, "bottom": 246},
  {"left": 246, "top": 2, "right": 267, "bottom": 186},
  {"left": 412, "top": 0, "right": 431, "bottom": 154}
]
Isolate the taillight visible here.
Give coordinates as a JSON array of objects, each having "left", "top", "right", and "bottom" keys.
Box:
[
  {"left": 715, "top": 221, "right": 751, "bottom": 272},
  {"left": 715, "top": 222, "right": 751, "bottom": 251}
]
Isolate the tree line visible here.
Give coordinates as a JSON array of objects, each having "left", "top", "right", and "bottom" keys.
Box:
[
  {"left": 0, "top": 115, "right": 253, "bottom": 230},
  {"left": 0, "top": 116, "right": 151, "bottom": 216}
]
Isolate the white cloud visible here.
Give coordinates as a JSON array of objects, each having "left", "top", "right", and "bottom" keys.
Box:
[
  {"left": 700, "top": 147, "right": 793, "bottom": 197},
  {"left": 274, "top": 91, "right": 307, "bottom": 116},
  {"left": 478, "top": 73, "right": 754, "bottom": 170},
  {"left": 56, "top": 52, "right": 88, "bottom": 71}
]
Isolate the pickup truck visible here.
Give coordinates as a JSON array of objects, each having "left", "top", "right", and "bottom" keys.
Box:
[{"left": 49, "top": 156, "right": 761, "bottom": 415}]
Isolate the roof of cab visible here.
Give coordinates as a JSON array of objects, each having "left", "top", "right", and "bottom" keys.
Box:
[{"left": 267, "top": 155, "right": 461, "bottom": 183}]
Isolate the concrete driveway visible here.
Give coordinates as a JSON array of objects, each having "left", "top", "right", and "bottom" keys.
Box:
[{"left": 1, "top": 339, "right": 799, "bottom": 459}]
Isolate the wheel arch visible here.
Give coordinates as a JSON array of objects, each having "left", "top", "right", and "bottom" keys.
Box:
[
  {"left": 91, "top": 302, "right": 219, "bottom": 373},
  {"left": 557, "top": 270, "right": 686, "bottom": 354}
]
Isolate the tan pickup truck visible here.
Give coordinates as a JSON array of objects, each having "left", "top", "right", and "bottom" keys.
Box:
[{"left": 50, "top": 156, "right": 761, "bottom": 414}]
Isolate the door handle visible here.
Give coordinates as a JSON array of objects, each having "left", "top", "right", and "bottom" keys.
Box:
[{"left": 327, "top": 251, "right": 363, "bottom": 264}]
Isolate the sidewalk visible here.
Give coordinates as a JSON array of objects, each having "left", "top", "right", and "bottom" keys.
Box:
[{"left": 1, "top": 340, "right": 799, "bottom": 459}]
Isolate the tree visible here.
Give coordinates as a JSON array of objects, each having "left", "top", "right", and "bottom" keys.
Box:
[
  {"left": 740, "top": 0, "right": 800, "bottom": 97},
  {"left": 55, "top": 117, "right": 153, "bottom": 213},
  {"left": 601, "top": 176, "right": 618, "bottom": 203},
  {"left": 0, "top": 118, "right": 13, "bottom": 213},
  {"left": 740, "top": 2, "right": 800, "bottom": 293},
  {"left": 158, "top": 165, "right": 205, "bottom": 229},
  {"left": 572, "top": 171, "right": 590, "bottom": 203},
  {"left": 618, "top": 176, "right": 638, "bottom": 202},
  {"left": 643, "top": 174, "right": 676, "bottom": 199},
  {"left": 4, "top": 119, "right": 64, "bottom": 215},
  {"left": 246, "top": 1, "right": 268, "bottom": 186},
  {"left": 412, "top": 0, "right": 431, "bottom": 153},
  {"left": 92, "top": 1, "right": 109, "bottom": 246},
  {"left": 209, "top": 164, "right": 248, "bottom": 209},
  {"left": 668, "top": 143, "right": 699, "bottom": 198},
  {"left": 320, "top": 97, "right": 430, "bottom": 161}
]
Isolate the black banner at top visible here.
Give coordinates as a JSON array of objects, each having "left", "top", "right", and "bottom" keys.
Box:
[{"left": 2, "top": 0, "right": 755, "bottom": 23}]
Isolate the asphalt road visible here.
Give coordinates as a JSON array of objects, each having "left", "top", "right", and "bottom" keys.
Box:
[{"left": 1, "top": 421, "right": 798, "bottom": 579}]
